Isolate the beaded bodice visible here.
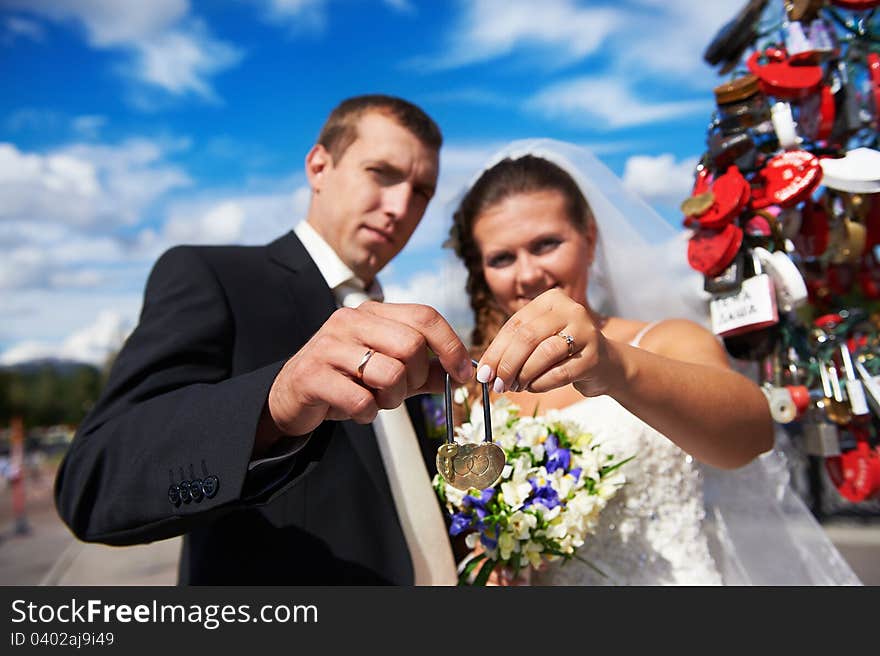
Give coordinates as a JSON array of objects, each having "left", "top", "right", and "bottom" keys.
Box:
[{"left": 531, "top": 395, "right": 723, "bottom": 586}]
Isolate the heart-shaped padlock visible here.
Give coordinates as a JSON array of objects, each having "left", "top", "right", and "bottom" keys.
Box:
[
  {"left": 686, "top": 166, "right": 750, "bottom": 229},
  {"left": 825, "top": 438, "right": 880, "bottom": 503},
  {"left": 436, "top": 365, "right": 506, "bottom": 491},
  {"left": 751, "top": 150, "right": 822, "bottom": 209},
  {"left": 436, "top": 442, "right": 506, "bottom": 491},
  {"left": 687, "top": 223, "right": 744, "bottom": 276}
]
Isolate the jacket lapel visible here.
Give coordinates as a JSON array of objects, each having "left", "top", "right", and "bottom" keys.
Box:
[{"left": 267, "top": 231, "right": 394, "bottom": 501}]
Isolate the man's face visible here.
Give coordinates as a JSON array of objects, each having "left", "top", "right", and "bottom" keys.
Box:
[{"left": 306, "top": 111, "right": 439, "bottom": 282}]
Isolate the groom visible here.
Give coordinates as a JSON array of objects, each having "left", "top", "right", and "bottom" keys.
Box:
[{"left": 54, "top": 94, "right": 472, "bottom": 584}]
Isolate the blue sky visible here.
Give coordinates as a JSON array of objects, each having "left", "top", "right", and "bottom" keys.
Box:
[{"left": 0, "top": 0, "right": 746, "bottom": 365}]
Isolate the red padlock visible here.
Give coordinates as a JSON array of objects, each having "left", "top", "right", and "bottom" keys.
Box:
[
  {"left": 868, "top": 53, "right": 880, "bottom": 118},
  {"left": 865, "top": 187, "right": 880, "bottom": 250},
  {"left": 751, "top": 150, "right": 822, "bottom": 208},
  {"left": 688, "top": 166, "right": 751, "bottom": 229},
  {"left": 786, "top": 385, "right": 811, "bottom": 416},
  {"left": 830, "top": 1, "right": 880, "bottom": 10},
  {"left": 817, "top": 84, "right": 836, "bottom": 141},
  {"left": 825, "top": 431, "right": 880, "bottom": 503},
  {"left": 746, "top": 49, "right": 823, "bottom": 100},
  {"left": 687, "top": 223, "right": 744, "bottom": 276},
  {"left": 814, "top": 312, "right": 844, "bottom": 330},
  {"left": 795, "top": 198, "right": 830, "bottom": 256}
]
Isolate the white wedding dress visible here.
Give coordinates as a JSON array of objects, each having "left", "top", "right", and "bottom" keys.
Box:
[
  {"left": 532, "top": 394, "right": 725, "bottom": 586},
  {"left": 531, "top": 392, "right": 862, "bottom": 586},
  {"left": 530, "top": 331, "right": 861, "bottom": 586}
]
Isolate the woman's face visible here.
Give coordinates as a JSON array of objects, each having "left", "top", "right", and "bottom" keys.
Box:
[{"left": 472, "top": 189, "right": 595, "bottom": 316}]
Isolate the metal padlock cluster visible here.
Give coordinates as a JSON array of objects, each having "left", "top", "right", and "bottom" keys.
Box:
[{"left": 692, "top": 0, "right": 880, "bottom": 503}]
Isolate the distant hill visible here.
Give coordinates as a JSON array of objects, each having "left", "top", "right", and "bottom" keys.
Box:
[{"left": 0, "top": 359, "right": 97, "bottom": 375}]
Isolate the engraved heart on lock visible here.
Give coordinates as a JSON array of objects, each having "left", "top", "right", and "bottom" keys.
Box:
[{"left": 436, "top": 442, "right": 506, "bottom": 491}]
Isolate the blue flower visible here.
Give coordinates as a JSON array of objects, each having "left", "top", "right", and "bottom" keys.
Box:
[
  {"left": 545, "top": 433, "right": 571, "bottom": 474},
  {"left": 525, "top": 478, "right": 561, "bottom": 510},
  {"left": 463, "top": 488, "right": 495, "bottom": 509},
  {"left": 569, "top": 467, "right": 582, "bottom": 481},
  {"left": 421, "top": 395, "right": 446, "bottom": 430},
  {"left": 480, "top": 526, "right": 499, "bottom": 550},
  {"left": 449, "top": 512, "right": 473, "bottom": 536}
]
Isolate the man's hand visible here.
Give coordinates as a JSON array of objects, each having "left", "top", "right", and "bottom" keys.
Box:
[{"left": 263, "top": 301, "right": 473, "bottom": 445}]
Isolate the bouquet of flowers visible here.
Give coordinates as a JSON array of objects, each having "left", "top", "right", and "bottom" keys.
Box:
[{"left": 433, "top": 395, "right": 631, "bottom": 585}]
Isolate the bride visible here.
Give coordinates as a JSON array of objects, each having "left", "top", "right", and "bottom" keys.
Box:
[{"left": 446, "top": 139, "right": 861, "bottom": 585}]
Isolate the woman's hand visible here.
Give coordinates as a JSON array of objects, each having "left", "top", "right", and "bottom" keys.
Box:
[{"left": 475, "top": 288, "right": 624, "bottom": 397}]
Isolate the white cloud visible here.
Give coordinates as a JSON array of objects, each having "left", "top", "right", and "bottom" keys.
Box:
[
  {"left": 254, "top": 0, "right": 328, "bottom": 32},
  {"left": 527, "top": 77, "right": 709, "bottom": 129},
  {"left": 164, "top": 200, "right": 246, "bottom": 245},
  {"left": 134, "top": 19, "right": 243, "bottom": 102},
  {"left": 615, "top": 1, "right": 748, "bottom": 84},
  {"left": 416, "top": 0, "right": 622, "bottom": 70},
  {"left": 4, "top": 0, "right": 243, "bottom": 101},
  {"left": 4, "top": 108, "right": 62, "bottom": 133},
  {"left": 383, "top": 0, "right": 415, "bottom": 13},
  {"left": 0, "top": 310, "right": 132, "bottom": 367},
  {"left": 2, "top": 16, "right": 45, "bottom": 44},
  {"left": 0, "top": 139, "right": 191, "bottom": 228},
  {"left": 622, "top": 153, "right": 699, "bottom": 207},
  {"left": 383, "top": 260, "right": 473, "bottom": 341},
  {"left": 153, "top": 185, "right": 308, "bottom": 255},
  {"left": 72, "top": 115, "right": 107, "bottom": 139}
]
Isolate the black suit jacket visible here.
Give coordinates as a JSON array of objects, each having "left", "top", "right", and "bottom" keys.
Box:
[{"left": 55, "top": 231, "right": 447, "bottom": 585}]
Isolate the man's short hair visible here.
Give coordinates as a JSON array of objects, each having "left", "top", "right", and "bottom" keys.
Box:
[{"left": 317, "top": 94, "right": 442, "bottom": 163}]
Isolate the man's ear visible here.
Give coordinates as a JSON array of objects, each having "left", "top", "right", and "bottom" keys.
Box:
[{"left": 305, "top": 144, "right": 333, "bottom": 192}]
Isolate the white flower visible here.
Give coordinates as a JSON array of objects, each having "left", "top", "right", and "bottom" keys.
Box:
[
  {"left": 500, "top": 480, "right": 532, "bottom": 509},
  {"left": 509, "top": 510, "right": 537, "bottom": 540},
  {"left": 453, "top": 386, "right": 469, "bottom": 405}
]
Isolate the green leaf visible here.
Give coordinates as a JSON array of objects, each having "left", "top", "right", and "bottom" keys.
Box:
[
  {"left": 600, "top": 454, "right": 635, "bottom": 476},
  {"left": 472, "top": 557, "right": 498, "bottom": 586},
  {"left": 458, "top": 552, "right": 486, "bottom": 585}
]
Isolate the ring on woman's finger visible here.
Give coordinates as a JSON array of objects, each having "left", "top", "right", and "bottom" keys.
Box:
[
  {"left": 557, "top": 331, "right": 576, "bottom": 357},
  {"left": 356, "top": 349, "right": 375, "bottom": 380}
]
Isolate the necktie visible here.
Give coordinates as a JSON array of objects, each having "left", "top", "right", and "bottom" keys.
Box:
[{"left": 337, "top": 282, "right": 458, "bottom": 585}]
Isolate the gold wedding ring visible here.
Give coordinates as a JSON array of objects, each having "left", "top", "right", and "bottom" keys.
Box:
[
  {"left": 356, "top": 349, "right": 375, "bottom": 380},
  {"left": 557, "top": 331, "right": 576, "bottom": 357}
]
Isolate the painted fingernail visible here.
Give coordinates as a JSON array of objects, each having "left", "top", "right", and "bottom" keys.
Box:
[
  {"left": 493, "top": 377, "right": 505, "bottom": 394},
  {"left": 476, "top": 364, "right": 492, "bottom": 383}
]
